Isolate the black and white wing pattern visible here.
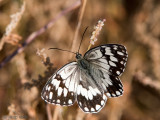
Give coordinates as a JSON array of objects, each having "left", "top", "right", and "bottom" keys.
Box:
[
  {"left": 41, "top": 62, "right": 79, "bottom": 106},
  {"left": 41, "top": 44, "right": 128, "bottom": 113},
  {"left": 76, "top": 70, "right": 107, "bottom": 113},
  {"left": 84, "top": 44, "right": 128, "bottom": 97}
]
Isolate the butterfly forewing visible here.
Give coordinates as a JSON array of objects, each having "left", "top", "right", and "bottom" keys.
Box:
[
  {"left": 84, "top": 44, "right": 128, "bottom": 76},
  {"left": 41, "top": 62, "right": 79, "bottom": 106}
]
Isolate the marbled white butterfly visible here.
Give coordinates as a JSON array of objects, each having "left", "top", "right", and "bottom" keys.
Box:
[{"left": 41, "top": 44, "right": 128, "bottom": 113}]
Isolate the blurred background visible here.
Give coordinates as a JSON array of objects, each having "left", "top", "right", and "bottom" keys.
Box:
[{"left": 0, "top": 0, "right": 160, "bottom": 120}]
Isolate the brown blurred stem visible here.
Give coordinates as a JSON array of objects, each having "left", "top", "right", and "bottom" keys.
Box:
[
  {"left": 70, "top": 0, "right": 87, "bottom": 59},
  {"left": 0, "top": 0, "right": 81, "bottom": 69},
  {"left": 46, "top": 104, "right": 52, "bottom": 120}
]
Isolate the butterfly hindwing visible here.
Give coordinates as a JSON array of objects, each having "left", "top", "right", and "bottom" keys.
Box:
[
  {"left": 97, "top": 66, "right": 123, "bottom": 97},
  {"left": 76, "top": 70, "right": 107, "bottom": 113},
  {"left": 84, "top": 44, "right": 128, "bottom": 76},
  {"left": 105, "top": 74, "right": 123, "bottom": 97},
  {"left": 41, "top": 62, "right": 79, "bottom": 106}
]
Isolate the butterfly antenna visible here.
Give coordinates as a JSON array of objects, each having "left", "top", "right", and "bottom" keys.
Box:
[
  {"left": 78, "top": 26, "right": 89, "bottom": 53},
  {"left": 49, "top": 48, "right": 76, "bottom": 54}
]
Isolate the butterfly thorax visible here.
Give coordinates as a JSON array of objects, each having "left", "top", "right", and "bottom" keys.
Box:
[{"left": 76, "top": 52, "right": 90, "bottom": 70}]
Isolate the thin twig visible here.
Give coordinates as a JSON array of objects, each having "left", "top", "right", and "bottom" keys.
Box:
[
  {"left": 69, "top": 0, "right": 87, "bottom": 59},
  {"left": 0, "top": 0, "right": 81, "bottom": 69}
]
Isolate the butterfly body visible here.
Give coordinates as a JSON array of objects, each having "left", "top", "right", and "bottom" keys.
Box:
[
  {"left": 41, "top": 44, "right": 128, "bottom": 113},
  {"left": 76, "top": 53, "right": 90, "bottom": 70}
]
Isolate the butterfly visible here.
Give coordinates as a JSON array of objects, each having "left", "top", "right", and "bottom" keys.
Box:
[{"left": 41, "top": 44, "right": 128, "bottom": 113}]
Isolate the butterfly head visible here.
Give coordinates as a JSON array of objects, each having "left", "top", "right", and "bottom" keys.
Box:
[{"left": 76, "top": 53, "right": 82, "bottom": 60}]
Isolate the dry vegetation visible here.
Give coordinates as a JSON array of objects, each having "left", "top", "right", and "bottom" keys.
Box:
[{"left": 0, "top": 0, "right": 160, "bottom": 120}]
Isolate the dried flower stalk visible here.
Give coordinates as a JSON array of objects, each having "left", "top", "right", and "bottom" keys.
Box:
[
  {"left": 36, "top": 48, "right": 47, "bottom": 63},
  {"left": 0, "top": 2, "right": 25, "bottom": 50},
  {"left": 5, "top": 2, "right": 25, "bottom": 36},
  {"left": 88, "top": 19, "right": 106, "bottom": 50}
]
